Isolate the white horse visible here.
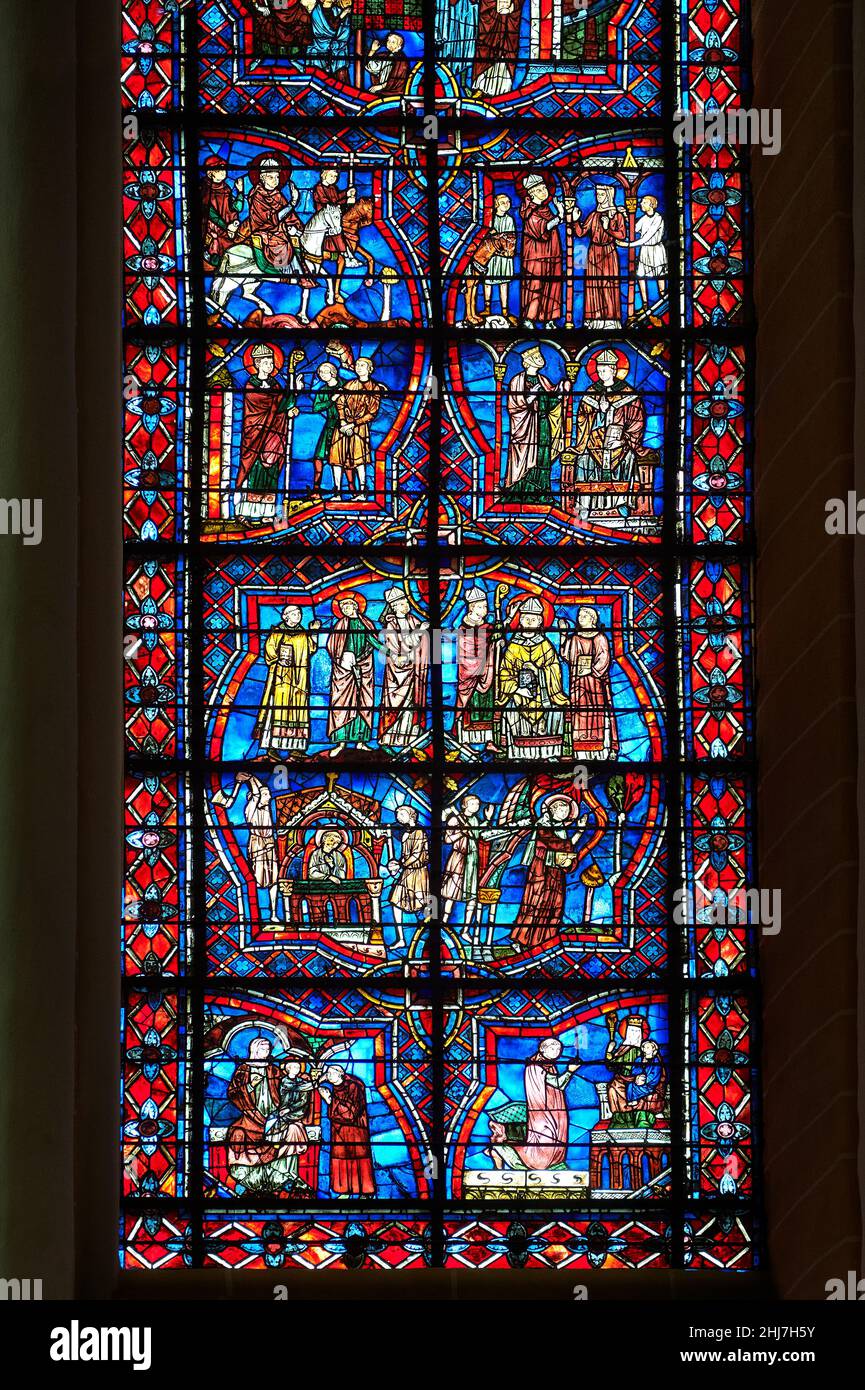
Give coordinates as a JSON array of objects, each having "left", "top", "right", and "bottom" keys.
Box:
[
  {"left": 210, "top": 192, "right": 372, "bottom": 323},
  {"left": 297, "top": 202, "right": 342, "bottom": 309},
  {"left": 209, "top": 240, "right": 315, "bottom": 323},
  {"left": 297, "top": 200, "right": 368, "bottom": 305},
  {"left": 209, "top": 183, "right": 317, "bottom": 322}
]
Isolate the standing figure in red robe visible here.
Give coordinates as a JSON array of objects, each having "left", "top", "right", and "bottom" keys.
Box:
[
  {"left": 320, "top": 1063, "right": 376, "bottom": 1196},
  {"left": 519, "top": 173, "right": 564, "bottom": 329},
  {"left": 453, "top": 586, "right": 498, "bottom": 752},
  {"left": 235, "top": 344, "right": 296, "bottom": 523},
  {"left": 325, "top": 592, "right": 379, "bottom": 752},
  {"left": 473, "top": 0, "right": 522, "bottom": 97},
  {"left": 201, "top": 156, "right": 244, "bottom": 266},
  {"left": 246, "top": 0, "right": 313, "bottom": 56},
  {"left": 511, "top": 794, "right": 580, "bottom": 948},
  {"left": 571, "top": 183, "right": 627, "bottom": 329},
  {"left": 560, "top": 605, "right": 619, "bottom": 757}
]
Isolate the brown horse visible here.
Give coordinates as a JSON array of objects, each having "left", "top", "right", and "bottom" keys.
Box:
[{"left": 337, "top": 196, "right": 376, "bottom": 291}]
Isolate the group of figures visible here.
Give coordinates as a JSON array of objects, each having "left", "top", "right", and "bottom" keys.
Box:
[
  {"left": 215, "top": 771, "right": 429, "bottom": 948},
  {"left": 240, "top": 0, "right": 623, "bottom": 94},
  {"left": 203, "top": 149, "right": 667, "bottom": 332},
  {"left": 481, "top": 1012, "right": 669, "bottom": 1194},
  {"left": 216, "top": 766, "right": 655, "bottom": 970},
  {"left": 120, "top": 0, "right": 754, "bottom": 1267},
  {"left": 202, "top": 155, "right": 405, "bottom": 327},
  {"left": 234, "top": 587, "right": 621, "bottom": 763},
  {"left": 443, "top": 785, "right": 607, "bottom": 957},
  {"left": 489, "top": 1018, "right": 666, "bottom": 1166},
  {"left": 451, "top": 589, "right": 619, "bottom": 761},
  {"left": 498, "top": 343, "right": 659, "bottom": 519},
  {"left": 250, "top": 587, "right": 428, "bottom": 757},
  {"left": 212, "top": 1009, "right": 668, "bottom": 1200},
  {"left": 436, "top": 0, "right": 624, "bottom": 94},
  {"left": 214, "top": 340, "right": 389, "bottom": 522},
  {"left": 210, "top": 336, "right": 658, "bottom": 527},
  {"left": 224, "top": 1036, "right": 376, "bottom": 1196},
  {"left": 460, "top": 177, "right": 667, "bottom": 331},
  {"left": 241, "top": 0, "right": 414, "bottom": 91}
]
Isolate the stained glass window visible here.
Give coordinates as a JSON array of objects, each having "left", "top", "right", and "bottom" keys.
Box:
[{"left": 121, "top": 0, "right": 757, "bottom": 1273}]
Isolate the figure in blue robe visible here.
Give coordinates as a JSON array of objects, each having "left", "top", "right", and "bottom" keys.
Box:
[
  {"left": 307, "top": 0, "right": 351, "bottom": 80},
  {"left": 626, "top": 1057, "right": 664, "bottom": 1105},
  {"left": 436, "top": 0, "right": 477, "bottom": 86}
]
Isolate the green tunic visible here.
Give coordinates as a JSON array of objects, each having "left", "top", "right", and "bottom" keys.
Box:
[
  {"left": 333, "top": 618, "right": 379, "bottom": 745},
  {"left": 312, "top": 385, "right": 340, "bottom": 466},
  {"left": 561, "top": 2, "right": 617, "bottom": 61},
  {"left": 503, "top": 389, "right": 556, "bottom": 504}
]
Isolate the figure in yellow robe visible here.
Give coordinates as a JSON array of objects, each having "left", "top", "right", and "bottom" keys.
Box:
[
  {"left": 254, "top": 603, "right": 321, "bottom": 754},
  {"left": 497, "top": 595, "right": 568, "bottom": 759},
  {"left": 329, "top": 357, "right": 384, "bottom": 499}
]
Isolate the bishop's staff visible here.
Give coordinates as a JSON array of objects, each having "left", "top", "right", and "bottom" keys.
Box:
[
  {"left": 561, "top": 172, "right": 576, "bottom": 329},
  {"left": 561, "top": 355, "right": 580, "bottom": 512},
  {"left": 281, "top": 347, "right": 305, "bottom": 520},
  {"left": 615, "top": 147, "right": 642, "bottom": 324},
  {"left": 491, "top": 581, "right": 509, "bottom": 752},
  {"left": 346, "top": 150, "right": 358, "bottom": 209}
]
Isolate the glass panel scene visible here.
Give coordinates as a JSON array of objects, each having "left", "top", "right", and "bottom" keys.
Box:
[{"left": 119, "top": 0, "right": 756, "bottom": 1271}]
